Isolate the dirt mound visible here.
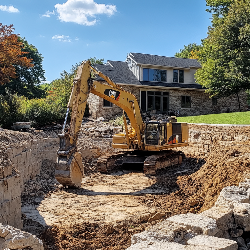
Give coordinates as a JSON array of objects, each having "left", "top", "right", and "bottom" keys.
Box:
[
  {"left": 41, "top": 222, "right": 147, "bottom": 250},
  {"left": 154, "top": 144, "right": 250, "bottom": 217}
]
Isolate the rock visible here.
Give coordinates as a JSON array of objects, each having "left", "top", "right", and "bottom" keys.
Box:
[
  {"left": 187, "top": 235, "right": 238, "bottom": 250},
  {"left": 0, "top": 223, "right": 44, "bottom": 250},
  {"left": 230, "top": 228, "right": 243, "bottom": 238},
  {"left": 201, "top": 206, "right": 233, "bottom": 232},
  {"left": 127, "top": 241, "right": 186, "bottom": 250},
  {"left": 131, "top": 220, "right": 190, "bottom": 245},
  {"left": 215, "top": 186, "right": 250, "bottom": 209},
  {"left": 236, "top": 237, "right": 247, "bottom": 248},
  {"left": 233, "top": 203, "right": 250, "bottom": 231},
  {"left": 166, "top": 213, "right": 219, "bottom": 236}
]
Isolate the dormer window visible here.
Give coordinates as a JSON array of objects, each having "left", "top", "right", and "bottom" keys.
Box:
[
  {"left": 173, "top": 69, "right": 184, "bottom": 83},
  {"left": 143, "top": 68, "right": 166, "bottom": 82}
]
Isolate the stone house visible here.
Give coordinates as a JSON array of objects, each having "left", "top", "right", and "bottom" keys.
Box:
[{"left": 88, "top": 52, "right": 248, "bottom": 119}]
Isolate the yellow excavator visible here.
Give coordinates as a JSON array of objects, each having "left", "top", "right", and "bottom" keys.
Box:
[{"left": 56, "top": 60, "right": 189, "bottom": 187}]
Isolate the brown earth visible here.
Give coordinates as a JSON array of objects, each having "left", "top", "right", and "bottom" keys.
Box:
[{"left": 39, "top": 143, "right": 250, "bottom": 249}]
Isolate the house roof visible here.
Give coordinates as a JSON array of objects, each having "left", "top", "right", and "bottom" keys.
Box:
[
  {"left": 93, "top": 55, "right": 204, "bottom": 90},
  {"left": 94, "top": 60, "right": 142, "bottom": 85},
  {"left": 128, "top": 52, "right": 201, "bottom": 69}
]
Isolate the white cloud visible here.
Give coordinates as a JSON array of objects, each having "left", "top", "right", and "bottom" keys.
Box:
[
  {"left": 52, "top": 35, "right": 71, "bottom": 42},
  {"left": 0, "top": 5, "right": 19, "bottom": 13},
  {"left": 54, "top": 0, "right": 116, "bottom": 26},
  {"left": 42, "top": 10, "right": 55, "bottom": 17}
]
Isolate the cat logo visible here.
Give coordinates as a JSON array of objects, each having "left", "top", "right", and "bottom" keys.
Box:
[
  {"left": 104, "top": 89, "right": 120, "bottom": 101},
  {"left": 109, "top": 90, "right": 117, "bottom": 99}
]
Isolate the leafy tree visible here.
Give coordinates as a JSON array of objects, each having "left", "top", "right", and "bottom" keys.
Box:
[
  {"left": 0, "top": 37, "right": 46, "bottom": 98},
  {"left": 175, "top": 43, "right": 202, "bottom": 59},
  {"left": 0, "top": 24, "right": 33, "bottom": 85},
  {"left": 206, "top": 0, "right": 233, "bottom": 16},
  {"left": 196, "top": 0, "right": 250, "bottom": 111},
  {"left": 88, "top": 57, "right": 104, "bottom": 65}
]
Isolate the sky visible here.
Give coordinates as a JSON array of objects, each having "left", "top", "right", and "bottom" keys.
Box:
[{"left": 0, "top": 0, "right": 212, "bottom": 82}]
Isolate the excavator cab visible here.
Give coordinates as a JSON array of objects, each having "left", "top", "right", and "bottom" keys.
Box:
[{"left": 144, "top": 117, "right": 188, "bottom": 150}]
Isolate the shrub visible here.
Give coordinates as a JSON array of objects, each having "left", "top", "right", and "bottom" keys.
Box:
[{"left": 0, "top": 93, "right": 23, "bottom": 128}]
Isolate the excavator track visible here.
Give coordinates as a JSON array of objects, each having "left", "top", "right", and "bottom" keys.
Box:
[{"left": 97, "top": 150, "right": 183, "bottom": 175}]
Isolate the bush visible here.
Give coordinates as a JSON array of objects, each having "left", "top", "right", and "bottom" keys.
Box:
[
  {"left": 20, "top": 97, "right": 67, "bottom": 127},
  {"left": 0, "top": 93, "right": 23, "bottom": 128}
]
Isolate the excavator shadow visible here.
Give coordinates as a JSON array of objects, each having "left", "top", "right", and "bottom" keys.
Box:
[{"left": 64, "top": 156, "right": 205, "bottom": 197}]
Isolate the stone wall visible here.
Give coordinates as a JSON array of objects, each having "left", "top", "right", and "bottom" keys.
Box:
[
  {"left": 0, "top": 130, "right": 58, "bottom": 229},
  {"left": 180, "top": 124, "right": 250, "bottom": 157},
  {"left": 87, "top": 82, "right": 248, "bottom": 119}
]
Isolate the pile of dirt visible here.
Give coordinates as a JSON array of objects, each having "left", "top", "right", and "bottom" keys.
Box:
[
  {"left": 151, "top": 144, "right": 250, "bottom": 216},
  {"left": 41, "top": 221, "right": 148, "bottom": 250}
]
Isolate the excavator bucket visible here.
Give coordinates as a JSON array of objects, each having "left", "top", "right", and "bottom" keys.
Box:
[
  {"left": 56, "top": 151, "right": 83, "bottom": 188},
  {"left": 56, "top": 134, "right": 84, "bottom": 187}
]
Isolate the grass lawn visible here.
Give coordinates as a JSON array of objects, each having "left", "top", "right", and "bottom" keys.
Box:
[{"left": 177, "top": 111, "right": 250, "bottom": 125}]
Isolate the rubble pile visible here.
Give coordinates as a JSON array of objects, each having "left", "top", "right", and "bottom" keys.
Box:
[
  {"left": 21, "top": 160, "right": 60, "bottom": 205},
  {"left": 77, "top": 119, "right": 123, "bottom": 174},
  {"left": 21, "top": 159, "right": 61, "bottom": 235}
]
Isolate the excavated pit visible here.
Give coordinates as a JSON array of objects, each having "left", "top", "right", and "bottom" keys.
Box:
[{"left": 1, "top": 121, "right": 250, "bottom": 249}]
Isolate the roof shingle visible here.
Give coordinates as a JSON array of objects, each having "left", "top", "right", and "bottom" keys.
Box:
[{"left": 129, "top": 52, "right": 201, "bottom": 68}]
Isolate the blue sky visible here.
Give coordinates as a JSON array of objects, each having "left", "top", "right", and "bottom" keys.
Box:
[{"left": 0, "top": 0, "right": 211, "bottom": 82}]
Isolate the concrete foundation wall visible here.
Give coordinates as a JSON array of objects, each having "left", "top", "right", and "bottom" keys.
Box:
[{"left": 0, "top": 134, "right": 58, "bottom": 229}]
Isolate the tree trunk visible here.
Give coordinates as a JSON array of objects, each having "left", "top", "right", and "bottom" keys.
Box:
[{"left": 236, "top": 92, "right": 241, "bottom": 112}]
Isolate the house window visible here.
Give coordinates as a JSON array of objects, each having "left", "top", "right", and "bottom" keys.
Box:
[
  {"left": 173, "top": 69, "right": 184, "bottom": 83},
  {"left": 141, "top": 91, "right": 169, "bottom": 112},
  {"left": 212, "top": 97, "right": 217, "bottom": 105},
  {"left": 143, "top": 68, "right": 167, "bottom": 82},
  {"left": 103, "top": 99, "right": 113, "bottom": 107},
  {"left": 181, "top": 96, "right": 191, "bottom": 108}
]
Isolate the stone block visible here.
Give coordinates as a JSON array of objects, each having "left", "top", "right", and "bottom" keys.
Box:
[
  {"left": 233, "top": 203, "right": 250, "bottom": 231},
  {"left": 215, "top": 186, "right": 250, "bottom": 208},
  {"left": 131, "top": 220, "right": 192, "bottom": 245},
  {"left": 166, "top": 213, "right": 218, "bottom": 236},
  {"left": 0, "top": 223, "right": 10, "bottom": 237},
  {"left": 201, "top": 203, "right": 234, "bottom": 231},
  {"left": 127, "top": 241, "right": 186, "bottom": 250},
  {"left": 187, "top": 235, "right": 238, "bottom": 250}
]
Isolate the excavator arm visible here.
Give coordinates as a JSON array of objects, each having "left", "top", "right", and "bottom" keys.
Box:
[{"left": 56, "top": 60, "right": 145, "bottom": 187}]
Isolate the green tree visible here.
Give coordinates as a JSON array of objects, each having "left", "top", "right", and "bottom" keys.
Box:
[
  {"left": 206, "top": 0, "right": 233, "bottom": 16},
  {"left": 0, "top": 37, "right": 45, "bottom": 98},
  {"left": 88, "top": 57, "right": 104, "bottom": 65},
  {"left": 196, "top": 0, "right": 250, "bottom": 111},
  {"left": 175, "top": 43, "right": 202, "bottom": 59}
]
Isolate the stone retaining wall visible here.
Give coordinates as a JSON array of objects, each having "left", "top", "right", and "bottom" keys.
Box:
[
  {"left": 0, "top": 131, "right": 58, "bottom": 229},
  {"left": 180, "top": 123, "right": 250, "bottom": 157}
]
